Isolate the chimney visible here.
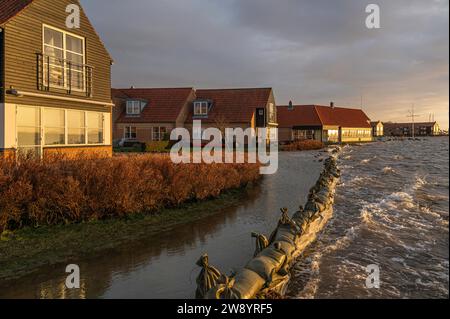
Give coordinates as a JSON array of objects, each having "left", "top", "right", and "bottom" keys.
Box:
[
  {"left": 330, "top": 102, "right": 334, "bottom": 108},
  {"left": 288, "top": 100, "right": 294, "bottom": 110}
]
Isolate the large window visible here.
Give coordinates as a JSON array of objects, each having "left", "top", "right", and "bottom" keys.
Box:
[
  {"left": 44, "top": 108, "right": 65, "bottom": 145},
  {"left": 87, "top": 112, "right": 104, "bottom": 144},
  {"left": 68, "top": 110, "right": 86, "bottom": 144},
  {"left": 152, "top": 127, "right": 167, "bottom": 141},
  {"left": 43, "top": 25, "right": 85, "bottom": 91},
  {"left": 16, "top": 107, "right": 105, "bottom": 153},
  {"left": 194, "top": 101, "right": 208, "bottom": 116},
  {"left": 17, "top": 106, "right": 41, "bottom": 154}
]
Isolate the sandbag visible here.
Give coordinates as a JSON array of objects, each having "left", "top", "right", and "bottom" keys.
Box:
[
  {"left": 232, "top": 269, "right": 266, "bottom": 299},
  {"left": 251, "top": 232, "right": 269, "bottom": 257},
  {"left": 274, "top": 240, "right": 295, "bottom": 259},
  {"left": 195, "top": 254, "right": 222, "bottom": 299},
  {"left": 245, "top": 253, "right": 284, "bottom": 282}
]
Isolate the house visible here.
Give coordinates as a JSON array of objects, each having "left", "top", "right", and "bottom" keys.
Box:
[
  {"left": 185, "top": 88, "right": 278, "bottom": 143},
  {"left": 371, "top": 121, "right": 384, "bottom": 137},
  {"left": 112, "top": 87, "right": 195, "bottom": 144},
  {"left": 0, "top": 0, "right": 114, "bottom": 158},
  {"left": 277, "top": 103, "right": 373, "bottom": 143},
  {"left": 112, "top": 87, "right": 278, "bottom": 145},
  {"left": 383, "top": 122, "right": 440, "bottom": 137}
]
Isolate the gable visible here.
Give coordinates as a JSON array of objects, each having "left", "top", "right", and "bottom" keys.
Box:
[{"left": 0, "top": 0, "right": 112, "bottom": 61}]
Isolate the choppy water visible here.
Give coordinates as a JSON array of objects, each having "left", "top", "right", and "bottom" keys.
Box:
[{"left": 287, "top": 137, "right": 449, "bottom": 299}]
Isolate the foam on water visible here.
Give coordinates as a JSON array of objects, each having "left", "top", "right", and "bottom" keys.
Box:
[{"left": 287, "top": 137, "right": 449, "bottom": 299}]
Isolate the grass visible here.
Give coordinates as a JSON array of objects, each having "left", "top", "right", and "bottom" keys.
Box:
[{"left": 0, "top": 187, "right": 253, "bottom": 282}]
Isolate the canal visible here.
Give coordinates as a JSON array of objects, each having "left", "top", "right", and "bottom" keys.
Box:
[{"left": 0, "top": 151, "right": 323, "bottom": 299}]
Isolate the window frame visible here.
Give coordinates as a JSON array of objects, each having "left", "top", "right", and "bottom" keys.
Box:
[
  {"left": 126, "top": 100, "right": 142, "bottom": 116},
  {"left": 42, "top": 24, "right": 86, "bottom": 92},
  {"left": 124, "top": 126, "right": 137, "bottom": 139},
  {"left": 152, "top": 126, "right": 167, "bottom": 141},
  {"left": 193, "top": 101, "right": 208, "bottom": 116}
]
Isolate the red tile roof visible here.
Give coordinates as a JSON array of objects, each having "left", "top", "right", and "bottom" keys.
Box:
[
  {"left": 277, "top": 105, "right": 372, "bottom": 128},
  {"left": 0, "top": 0, "right": 33, "bottom": 25},
  {"left": 186, "top": 88, "right": 273, "bottom": 123},
  {"left": 113, "top": 88, "right": 194, "bottom": 123}
]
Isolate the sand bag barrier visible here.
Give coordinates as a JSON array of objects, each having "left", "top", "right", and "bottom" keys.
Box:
[{"left": 196, "top": 147, "right": 341, "bottom": 299}]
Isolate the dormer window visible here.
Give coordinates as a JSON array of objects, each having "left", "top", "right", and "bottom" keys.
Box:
[
  {"left": 194, "top": 101, "right": 209, "bottom": 116},
  {"left": 126, "top": 100, "right": 145, "bottom": 116}
]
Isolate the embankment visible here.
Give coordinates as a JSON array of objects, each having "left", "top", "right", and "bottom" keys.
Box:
[{"left": 196, "top": 147, "right": 341, "bottom": 299}]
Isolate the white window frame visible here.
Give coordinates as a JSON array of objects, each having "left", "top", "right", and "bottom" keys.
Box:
[
  {"left": 16, "top": 106, "right": 106, "bottom": 152},
  {"left": 124, "top": 126, "right": 137, "bottom": 139},
  {"left": 42, "top": 24, "right": 86, "bottom": 92},
  {"left": 152, "top": 127, "right": 167, "bottom": 141},
  {"left": 194, "top": 101, "right": 208, "bottom": 116},
  {"left": 126, "top": 100, "right": 142, "bottom": 116}
]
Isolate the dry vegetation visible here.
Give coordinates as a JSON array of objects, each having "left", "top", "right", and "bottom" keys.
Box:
[
  {"left": 0, "top": 153, "right": 261, "bottom": 231},
  {"left": 281, "top": 140, "right": 325, "bottom": 151}
]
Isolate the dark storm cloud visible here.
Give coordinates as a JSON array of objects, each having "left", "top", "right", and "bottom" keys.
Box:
[{"left": 80, "top": 0, "right": 449, "bottom": 128}]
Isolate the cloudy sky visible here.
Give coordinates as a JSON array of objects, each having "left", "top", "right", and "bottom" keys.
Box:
[{"left": 81, "top": 0, "right": 449, "bottom": 129}]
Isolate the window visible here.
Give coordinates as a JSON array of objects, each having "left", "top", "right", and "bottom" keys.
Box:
[
  {"left": 268, "top": 103, "right": 276, "bottom": 123},
  {"left": 44, "top": 108, "right": 65, "bottom": 145},
  {"left": 87, "top": 112, "right": 104, "bottom": 144},
  {"left": 126, "top": 101, "right": 142, "bottom": 116},
  {"left": 152, "top": 127, "right": 167, "bottom": 141},
  {"left": 68, "top": 110, "right": 86, "bottom": 144},
  {"left": 194, "top": 101, "right": 208, "bottom": 116},
  {"left": 43, "top": 25, "right": 85, "bottom": 91},
  {"left": 17, "top": 106, "right": 41, "bottom": 151},
  {"left": 125, "top": 126, "right": 137, "bottom": 139}
]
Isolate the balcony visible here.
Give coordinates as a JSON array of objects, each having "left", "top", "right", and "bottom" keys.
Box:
[{"left": 37, "top": 53, "right": 93, "bottom": 97}]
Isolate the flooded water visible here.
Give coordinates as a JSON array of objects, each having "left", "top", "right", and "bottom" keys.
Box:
[
  {"left": 0, "top": 152, "right": 323, "bottom": 299},
  {"left": 287, "top": 137, "right": 449, "bottom": 299}
]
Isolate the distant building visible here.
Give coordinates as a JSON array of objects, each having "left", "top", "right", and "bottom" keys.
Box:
[
  {"left": 112, "top": 88, "right": 195, "bottom": 144},
  {"left": 383, "top": 122, "right": 440, "bottom": 137},
  {"left": 277, "top": 103, "right": 373, "bottom": 143},
  {"left": 371, "top": 121, "right": 384, "bottom": 137},
  {"left": 112, "top": 87, "right": 278, "bottom": 144}
]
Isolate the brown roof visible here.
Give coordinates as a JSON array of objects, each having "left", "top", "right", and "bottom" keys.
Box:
[
  {"left": 0, "top": 0, "right": 33, "bottom": 25},
  {"left": 277, "top": 105, "right": 372, "bottom": 128},
  {"left": 113, "top": 88, "right": 194, "bottom": 123},
  {"left": 186, "top": 88, "right": 272, "bottom": 123}
]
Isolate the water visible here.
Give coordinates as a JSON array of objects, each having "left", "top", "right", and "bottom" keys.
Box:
[
  {"left": 287, "top": 137, "right": 449, "bottom": 299},
  {"left": 0, "top": 152, "right": 323, "bottom": 299}
]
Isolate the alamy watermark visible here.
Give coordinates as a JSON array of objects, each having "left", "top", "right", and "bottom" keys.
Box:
[
  {"left": 365, "top": 4, "right": 381, "bottom": 29},
  {"left": 65, "top": 264, "right": 80, "bottom": 289},
  {"left": 170, "top": 121, "right": 279, "bottom": 175},
  {"left": 66, "top": 4, "right": 80, "bottom": 29},
  {"left": 365, "top": 264, "right": 380, "bottom": 289}
]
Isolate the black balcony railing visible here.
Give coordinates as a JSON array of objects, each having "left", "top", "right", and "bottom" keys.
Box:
[{"left": 37, "top": 53, "right": 93, "bottom": 97}]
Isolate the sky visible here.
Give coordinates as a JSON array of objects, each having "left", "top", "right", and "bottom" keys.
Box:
[{"left": 81, "top": 0, "right": 449, "bottom": 129}]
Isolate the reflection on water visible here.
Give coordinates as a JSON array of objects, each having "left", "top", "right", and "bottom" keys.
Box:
[
  {"left": 288, "top": 137, "right": 449, "bottom": 299},
  {"left": 0, "top": 152, "right": 323, "bottom": 299}
]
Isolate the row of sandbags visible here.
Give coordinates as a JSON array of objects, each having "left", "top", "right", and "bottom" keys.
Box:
[{"left": 196, "top": 151, "right": 341, "bottom": 299}]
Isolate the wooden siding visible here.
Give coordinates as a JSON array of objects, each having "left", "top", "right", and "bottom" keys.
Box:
[
  {"left": 0, "top": 28, "right": 4, "bottom": 103},
  {"left": 3, "top": 0, "right": 111, "bottom": 112}
]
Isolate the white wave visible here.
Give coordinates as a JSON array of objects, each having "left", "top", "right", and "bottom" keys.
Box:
[{"left": 382, "top": 166, "right": 395, "bottom": 173}]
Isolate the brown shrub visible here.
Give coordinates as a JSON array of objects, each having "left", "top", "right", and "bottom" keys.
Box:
[
  {"left": 0, "top": 154, "right": 261, "bottom": 231},
  {"left": 282, "top": 140, "right": 324, "bottom": 151}
]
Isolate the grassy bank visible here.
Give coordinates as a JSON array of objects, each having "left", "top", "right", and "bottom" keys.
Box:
[{"left": 0, "top": 187, "right": 253, "bottom": 282}]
